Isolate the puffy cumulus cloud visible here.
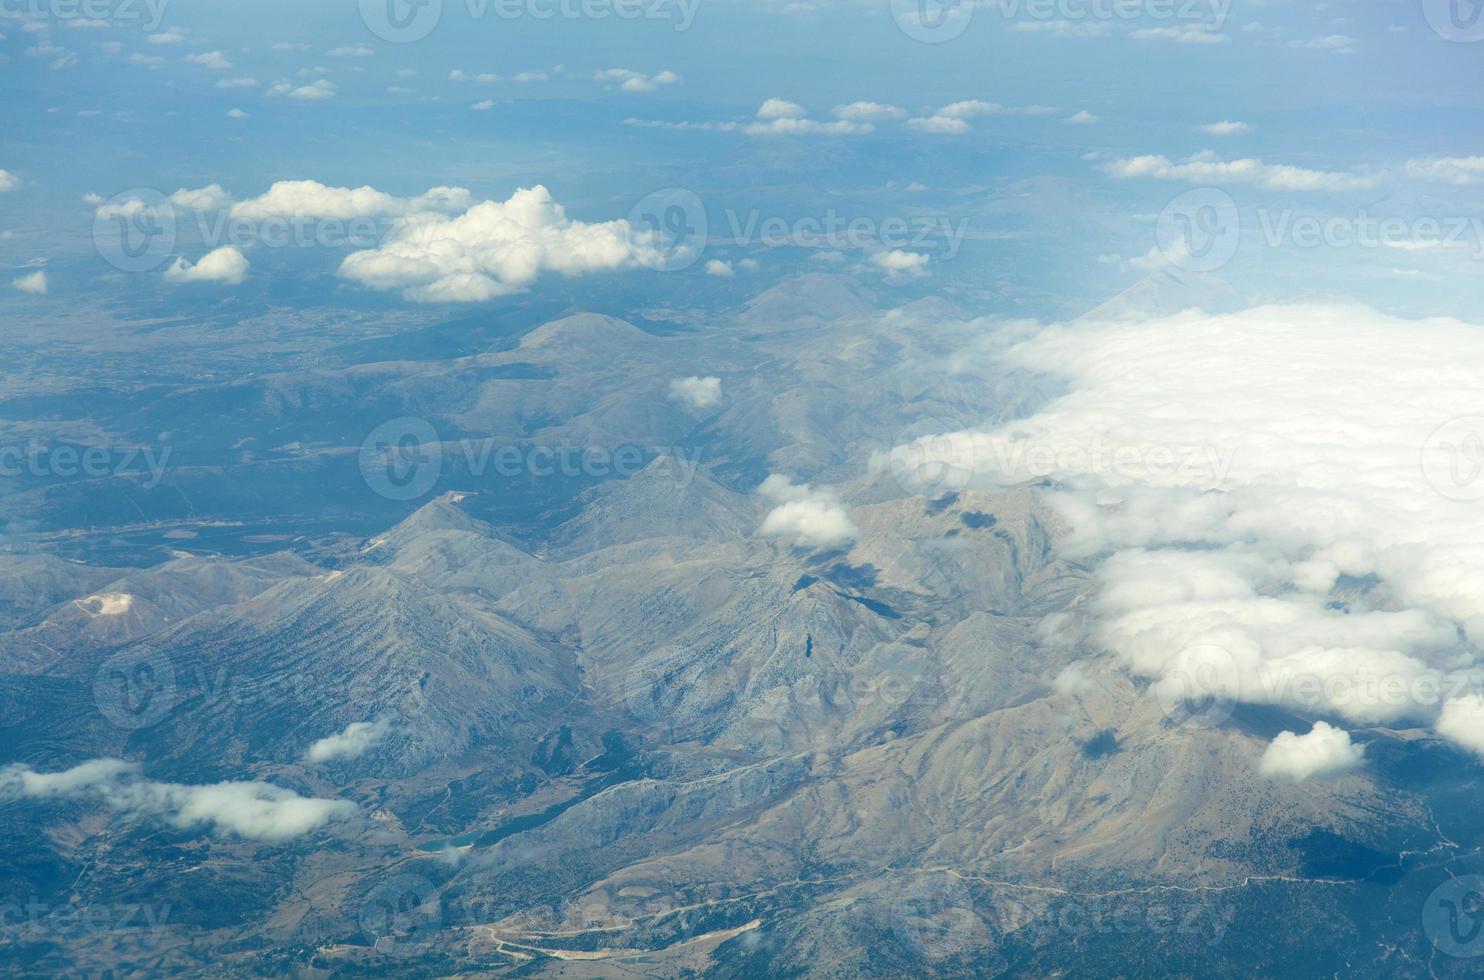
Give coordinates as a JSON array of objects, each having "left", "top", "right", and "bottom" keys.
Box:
[
  {"left": 1131, "top": 25, "right": 1228, "bottom": 43},
  {"left": 746, "top": 99, "right": 870, "bottom": 136},
  {"left": 1436, "top": 694, "right": 1484, "bottom": 756},
  {"left": 757, "top": 475, "right": 858, "bottom": 549},
  {"left": 669, "top": 375, "right": 722, "bottom": 411},
  {"left": 268, "top": 79, "right": 336, "bottom": 100},
  {"left": 1200, "top": 120, "right": 1253, "bottom": 136},
  {"left": 595, "top": 68, "right": 680, "bottom": 92},
  {"left": 1406, "top": 157, "right": 1484, "bottom": 186},
  {"left": 229, "top": 180, "right": 470, "bottom": 221},
  {"left": 164, "top": 245, "right": 249, "bottom": 285},
  {"left": 833, "top": 101, "right": 905, "bottom": 121},
  {"left": 0, "top": 169, "right": 18, "bottom": 192},
  {"left": 1259, "top": 722, "right": 1364, "bottom": 781},
  {"left": 0, "top": 759, "right": 357, "bottom": 841},
  {"left": 186, "top": 50, "right": 232, "bottom": 70},
  {"left": 869, "top": 249, "right": 929, "bottom": 277},
  {"left": 338, "top": 184, "right": 666, "bottom": 303},
  {"left": 13, "top": 270, "right": 47, "bottom": 295},
  {"left": 908, "top": 99, "right": 1055, "bottom": 134},
  {"left": 169, "top": 183, "right": 233, "bottom": 211},
  {"left": 757, "top": 98, "right": 806, "bottom": 120},
  {"left": 705, "top": 259, "right": 734, "bottom": 278},
  {"left": 885, "top": 303, "right": 1484, "bottom": 744},
  {"left": 305, "top": 719, "right": 390, "bottom": 763},
  {"left": 1065, "top": 110, "right": 1099, "bottom": 125},
  {"left": 1106, "top": 151, "right": 1376, "bottom": 191}
]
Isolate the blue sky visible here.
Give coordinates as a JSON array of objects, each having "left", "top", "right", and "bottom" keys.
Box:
[{"left": 3, "top": 0, "right": 1484, "bottom": 322}]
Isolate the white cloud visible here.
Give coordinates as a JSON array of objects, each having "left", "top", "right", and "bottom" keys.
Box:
[
  {"left": 0, "top": 169, "right": 18, "bottom": 192},
  {"left": 268, "top": 79, "right": 336, "bottom": 101},
  {"left": 758, "top": 475, "right": 858, "bottom": 549},
  {"left": 891, "top": 303, "right": 1484, "bottom": 740},
  {"left": 1106, "top": 151, "right": 1376, "bottom": 191},
  {"left": 327, "top": 45, "right": 374, "bottom": 58},
  {"left": 147, "top": 29, "right": 186, "bottom": 43},
  {"left": 595, "top": 68, "right": 680, "bottom": 92},
  {"left": 705, "top": 259, "right": 734, "bottom": 278},
  {"left": 305, "top": 719, "right": 390, "bottom": 763},
  {"left": 1291, "top": 34, "right": 1355, "bottom": 53},
  {"left": 833, "top": 101, "right": 905, "bottom": 121},
  {"left": 869, "top": 249, "right": 930, "bottom": 277},
  {"left": 909, "top": 115, "right": 970, "bottom": 135},
  {"left": 744, "top": 99, "right": 869, "bottom": 136},
  {"left": 1258, "top": 722, "right": 1364, "bottom": 781},
  {"left": 0, "top": 759, "right": 356, "bottom": 841},
  {"left": 1438, "top": 695, "right": 1484, "bottom": 757},
  {"left": 757, "top": 98, "right": 806, "bottom": 120},
  {"left": 1065, "top": 110, "right": 1099, "bottom": 125},
  {"left": 13, "top": 270, "right": 47, "bottom": 295},
  {"left": 1200, "top": 120, "right": 1253, "bottom": 136},
  {"left": 1131, "top": 25, "right": 1228, "bottom": 43},
  {"left": 169, "top": 184, "right": 233, "bottom": 211},
  {"left": 472, "top": 99, "right": 495, "bottom": 110},
  {"left": 227, "top": 108, "right": 247, "bottom": 119},
  {"left": 164, "top": 246, "right": 249, "bottom": 285},
  {"left": 229, "top": 180, "right": 470, "bottom": 221},
  {"left": 669, "top": 376, "right": 723, "bottom": 411},
  {"left": 186, "top": 50, "right": 232, "bottom": 70},
  {"left": 216, "top": 77, "right": 258, "bottom": 89},
  {"left": 1406, "top": 157, "right": 1484, "bottom": 186},
  {"left": 337, "top": 184, "right": 667, "bottom": 302}
]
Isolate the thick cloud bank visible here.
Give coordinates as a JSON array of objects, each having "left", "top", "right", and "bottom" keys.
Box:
[
  {"left": 0, "top": 759, "right": 357, "bottom": 841},
  {"left": 892, "top": 303, "right": 1484, "bottom": 758}
]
